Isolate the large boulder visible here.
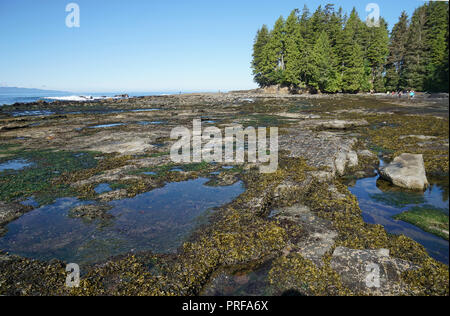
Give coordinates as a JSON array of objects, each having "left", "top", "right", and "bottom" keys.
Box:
[{"left": 379, "top": 153, "right": 429, "bottom": 190}]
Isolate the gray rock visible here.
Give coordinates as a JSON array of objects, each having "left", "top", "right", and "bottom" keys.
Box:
[
  {"left": 331, "top": 247, "right": 418, "bottom": 295},
  {"left": 275, "top": 204, "right": 338, "bottom": 265},
  {"left": 308, "top": 171, "right": 334, "bottom": 182},
  {"left": 379, "top": 153, "right": 429, "bottom": 190},
  {"left": 334, "top": 152, "right": 348, "bottom": 176},
  {"left": 335, "top": 150, "right": 359, "bottom": 176},
  {"left": 280, "top": 128, "right": 358, "bottom": 177},
  {"left": 321, "top": 119, "right": 369, "bottom": 130},
  {"left": 347, "top": 151, "right": 359, "bottom": 168},
  {"left": 358, "top": 149, "right": 377, "bottom": 159}
]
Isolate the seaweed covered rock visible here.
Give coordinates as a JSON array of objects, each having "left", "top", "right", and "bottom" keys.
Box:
[
  {"left": 268, "top": 253, "right": 352, "bottom": 296},
  {"left": 0, "top": 202, "right": 32, "bottom": 236},
  {"left": 330, "top": 247, "right": 418, "bottom": 295},
  {"left": 68, "top": 203, "right": 113, "bottom": 221},
  {"left": 206, "top": 173, "right": 239, "bottom": 187},
  {"left": 0, "top": 254, "right": 67, "bottom": 296},
  {"left": 379, "top": 154, "right": 429, "bottom": 190}
]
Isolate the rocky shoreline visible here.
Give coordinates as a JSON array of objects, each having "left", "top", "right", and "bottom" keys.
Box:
[{"left": 0, "top": 92, "right": 448, "bottom": 296}]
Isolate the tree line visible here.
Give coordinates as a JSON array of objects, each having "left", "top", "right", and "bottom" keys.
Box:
[{"left": 251, "top": 2, "right": 449, "bottom": 93}]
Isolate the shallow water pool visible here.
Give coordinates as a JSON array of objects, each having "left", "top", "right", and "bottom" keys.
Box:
[
  {"left": 348, "top": 170, "right": 449, "bottom": 264},
  {"left": 0, "top": 159, "right": 33, "bottom": 172},
  {"left": 88, "top": 123, "right": 126, "bottom": 129},
  {"left": 0, "top": 178, "right": 244, "bottom": 266}
]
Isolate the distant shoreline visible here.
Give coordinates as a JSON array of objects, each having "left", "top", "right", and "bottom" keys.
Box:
[
  {"left": 1, "top": 90, "right": 448, "bottom": 114},
  {"left": 2, "top": 86, "right": 449, "bottom": 107}
]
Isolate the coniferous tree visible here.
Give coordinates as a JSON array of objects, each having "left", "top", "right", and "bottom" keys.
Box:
[
  {"left": 325, "top": 6, "right": 344, "bottom": 49},
  {"left": 251, "top": 2, "right": 449, "bottom": 93},
  {"left": 424, "top": 1, "right": 449, "bottom": 92},
  {"left": 402, "top": 5, "right": 428, "bottom": 91},
  {"left": 297, "top": 6, "right": 316, "bottom": 87},
  {"left": 299, "top": 5, "right": 311, "bottom": 38},
  {"left": 385, "top": 12, "right": 409, "bottom": 91},
  {"left": 284, "top": 10, "right": 304, "bottom": 87},
  {"left": 366, "top": 18, "right": 390, "bottom": 92},
  {"left": 310, "top": 31, "right": 340, "bottom": 93},
  {"left": 262, "top": 16, "right": 286, "bottom": 85},
  {"left": 309, "top": 6, "right": 327, "bottom": 39},
  {"left": 338, "top": 9, "right": 367, "bottom": 93},
  {"left": 251, "top": 25, "right": 270, "bottom": 87}
]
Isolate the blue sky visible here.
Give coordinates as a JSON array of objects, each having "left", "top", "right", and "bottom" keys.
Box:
[{"left": 0, "top": 0, "right": 425, "bottom": 93}]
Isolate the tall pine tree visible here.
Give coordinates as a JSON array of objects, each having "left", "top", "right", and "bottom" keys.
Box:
[
  {"left": 251, "top": 25, "right": 270, "bottom": 87},
  {"left": 385, "top": 12, "right": 409, "bottom": 91},
  {"left": 310, "top": 31, "right": 340, "bottom": 93},
  {"left": 262, "top": 16, "right": 286, "bottom": 85},
  {"left": 338, "top": 9, "right": 367, "bottom": 93},
  {"left": 283, "top": 10, "right": 304, "bottom": 87},
  {"left": 424, "top": 1, "right": 449, "bottom": 92},
  {"left": 366, "top": 18, "right": 389, "bottom": 92},
  {"left": 402, "top": 5, "right": 428, "bottom": 91}
]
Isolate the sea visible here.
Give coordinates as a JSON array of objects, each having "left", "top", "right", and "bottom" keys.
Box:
[{"left": 0, "top": 91, "right": 185, "bottom": 106}]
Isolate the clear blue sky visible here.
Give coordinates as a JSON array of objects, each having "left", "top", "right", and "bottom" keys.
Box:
[{"left": 0, "top": 0, "right": 425, "bottom": 93}]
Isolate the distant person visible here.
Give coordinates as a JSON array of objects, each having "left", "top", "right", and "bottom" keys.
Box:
[{"left": 410, "top": 90, "right": 415, "bottom": 99}]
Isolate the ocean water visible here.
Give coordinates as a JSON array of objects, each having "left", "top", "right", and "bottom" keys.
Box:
[
  {"left": 0, "top": 91, "right": 69, "bottom": 106},
  {"left": 0, "top": 91, "right": 185, "bottom": 106}
]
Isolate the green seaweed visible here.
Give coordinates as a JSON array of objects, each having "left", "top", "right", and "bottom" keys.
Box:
[
  {"left": 0, "top": 150, "right": 100, "bottom": 205},
  {"left": 394, "top": 206, "right": 449, "bottom": 241}
]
